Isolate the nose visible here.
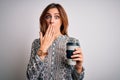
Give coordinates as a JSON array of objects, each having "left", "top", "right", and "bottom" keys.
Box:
[{"left": 50, "top": 16, "right": 54, "bottom": 24}]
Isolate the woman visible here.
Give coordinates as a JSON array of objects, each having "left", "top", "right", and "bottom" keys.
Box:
[{"left": 27, "top": 3, "right": 84, "bottom": 80}]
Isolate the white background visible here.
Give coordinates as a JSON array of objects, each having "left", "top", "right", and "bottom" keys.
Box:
[{"left": 0, "top": 0, "right": 120, "bottom": 80}]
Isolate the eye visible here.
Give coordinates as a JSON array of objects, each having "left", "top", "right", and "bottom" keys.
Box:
[
  {"left": 55, "top": 15, "right": 60, "bottom": 19},
  {"left": 45, "top": 15, "right": 51, "bottom": 19}
]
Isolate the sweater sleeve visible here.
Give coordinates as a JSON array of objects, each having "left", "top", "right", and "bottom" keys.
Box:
[
  {"left": 69, "top": 37, "right": 85, "bottom": 80},
  {"left": 26, "top": 39, "right": 44, "bottom": 80},
  {"left": 72, "top": 66, "right": 85, "bottom": 80}
]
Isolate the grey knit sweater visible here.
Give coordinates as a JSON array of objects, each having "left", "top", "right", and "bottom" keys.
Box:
[{"left": 26, "top": 35, "right": 84, "bottom": 80}]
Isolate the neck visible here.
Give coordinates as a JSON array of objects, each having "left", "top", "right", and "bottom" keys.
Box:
[{"left": 54, "top": 32, "right": 62, "bottom": 39}]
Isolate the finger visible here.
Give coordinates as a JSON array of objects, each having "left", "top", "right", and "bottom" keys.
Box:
[
  {"left": 47, "top": 24, "right": 54, "bottom": 38},
  {"left": 75, "top": 47, "right": 82, "bottom": 51},
  {"left": 50, "top": 25, "right": 55, "bottom": 38},
  {"left": 44, "top": 25, "right": 54, "bottom": 46},
  {"left": 72, "top": 58, "right": 83, "bottom": 62},
  {"left": 48, "top": 24, "right": 53, "bottom": 37},
  {"left": 71, "top": 54, "right": 82, "bottom": 58},
  {"left": 73, "top": 50, "right": 81, "bottom": 54},
  {"left": 46, "top": 24, "right": 51, "bottom": 33},
  {"left": 44, "top": 25, "right": 53, "bottom": 44},
  {"left": 44, "top": 24, "right": 52, "bottom": 37},
  {"left": 48, "top": 26, "right": 55, "bottom": 43},
  {"left": 40, "top": 32, "right": 43, "bottom": 44},
  {"left": 48, "top": 24, "right": 52, "bottom": 33},
  {"left": 73, "top": 48, "right": 82, "bottom": 54}
]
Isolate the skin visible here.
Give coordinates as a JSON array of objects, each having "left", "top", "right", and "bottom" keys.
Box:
[{"left": 38, "top": 8, "right": 83, "bottom": 73}]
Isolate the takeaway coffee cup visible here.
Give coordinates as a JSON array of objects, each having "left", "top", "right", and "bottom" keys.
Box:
[{"left": 66, "top": 41, "right": 80, "bottom": 65}]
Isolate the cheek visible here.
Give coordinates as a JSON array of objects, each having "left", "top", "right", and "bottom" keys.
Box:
[
  {"left": 56, "top": 20, "right": 62, "bottom": 27},
  {"left": 46, "top": 21, "right": 50, "bottom": 25}
]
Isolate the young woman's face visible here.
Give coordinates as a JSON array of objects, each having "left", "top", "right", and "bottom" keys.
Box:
[{"left": 45, "top": 8, "right": 62, "bottom": 33}]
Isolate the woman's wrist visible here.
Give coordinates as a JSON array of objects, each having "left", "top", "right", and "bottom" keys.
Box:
[
  {"left": 75, "top": 64, "right": 83, "bottom": 73},
  {"left": 37, "top": 48, "right": 48, "bottom": 61},
  {"left": 76, "top": 67, "right": 83, "bottom": 73},
  {"left": 39, "top": 46, "right": 47, "bottom": 52},
  {"left": 37, "top": 48, "right": 48, "bottom": 56}
]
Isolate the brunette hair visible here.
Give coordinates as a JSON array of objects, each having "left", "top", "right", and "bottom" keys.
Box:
[{"left": 39, "top": 3, "right": 68, "bottom": 36}]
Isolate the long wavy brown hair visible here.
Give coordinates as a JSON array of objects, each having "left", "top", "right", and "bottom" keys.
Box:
[{"left": 39, "top": 3, "right": 68, "bottom": 36}]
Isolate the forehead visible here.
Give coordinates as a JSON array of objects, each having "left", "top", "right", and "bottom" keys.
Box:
[{"left": 47, "top": 8, "right": 59, "bottom": 14}]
